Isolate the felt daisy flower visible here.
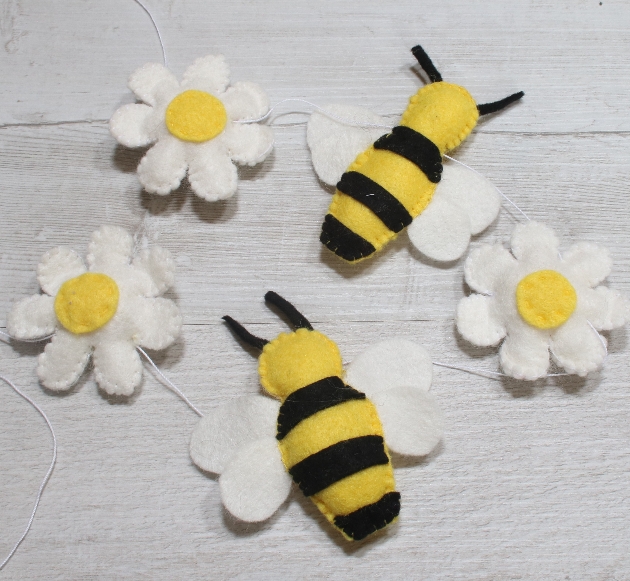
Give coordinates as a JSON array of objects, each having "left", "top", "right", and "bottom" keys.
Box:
[
  {"left": 110, "top": 55, "right": 273, "bottom": 201},
  {"left": 456, "top": 222, "right": 629, "bottom": 380},
  {"left": 7, "top": 226, "right": 182, "bottom": 396}
]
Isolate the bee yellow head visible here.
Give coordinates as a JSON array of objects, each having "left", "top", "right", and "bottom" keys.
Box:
[{"left": 222, "top": 292, "right": 343, "bottom": 401}]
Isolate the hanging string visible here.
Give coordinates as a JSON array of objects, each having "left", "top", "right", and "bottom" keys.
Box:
[
  {"left": 0, "top": 330, "right": 53, "bottom": 343},
  {"left": 0, "top": 376, "right": 57, "bottom": 571},
  {"left": 131, "top": 0, "right": 167, "bottom": 68},
  {"left": 433, "top": 361, "right": 569, "bottom": 380}
]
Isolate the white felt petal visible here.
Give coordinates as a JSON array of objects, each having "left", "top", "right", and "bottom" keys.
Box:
[
  {"left": 7, "top": 295, "right": 56, "bottom": 340},
  {"left": 129, "top": 297, "right": 182, "bottom": 350},
  {"left": 128, "top": 62, "right": 179, "bottom": 107},
  {"left": 456, "top": 295, "right": 506, "bottom": 347},
  {"left": 109, "top": 103, "right": 155, "bottom": 148},
  {"left": 37, "top": 246, "right": 86, "bottom": 295},
  {"left": 580, "top": 286, "right": 629, "bottom": 331},
  {"left": 137, "top": 136, "right": 188, "bottom": 195},
  {"left": 306, "top": 104, "right": 390, "bottom": 186},
  {"left": 188, "top": 143, "right": 238, "bottom": 201},
  {"left": 93, "top": 340, "right": 142, "bottom": 396},
  {"left": 190, "top": 395, "right": 280, "bottom": 475},
  {"left": 438, "top": 164, "right": 501, "bottom": 235},
  {"left": 219, "top": 437, "right": 292, "bottom": 522},
  {"left": 132, "top": 246, "right": 175, "bottom": 296},
  {"left": 499, "top": 326, "right": 550, "bottom": 380},
  {"left": 464, "top": 244, "right": 516, "bottom": 295},
  {"left": 345, "top": 339, "right": 433, "bottom": 398},
  {"left": 223, "top": 123, "right": 273, "bottom": 166},
  {"left": 510, "top": 221, "right": 559, "bottom": 262},
  {"left": 372, "top": 388, "right": 443, "bottom": 457},
  {"left": 181, "top": 55, "right": 230, "bottom": 94},
  {"left": 222, "top": 81, "right": 269, "bottom": 121},
  {"left": 563, "top": 242, "right": 613, "bottom": 288},
  {"left": 408, "top": 195, "right": 471, "bottom": 261},
  {"left": 550, "top": 316, "right": 607, "bottom": 377},
  {"left": 37, "top": 330, "right": 91, "bottom": 391},
  {"left": 87, "top": 225, "right": 133, "bottom": 270}
]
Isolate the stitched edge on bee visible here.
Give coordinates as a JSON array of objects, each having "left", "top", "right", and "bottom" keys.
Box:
[
  {"left": 276, "top": 376, "right": 365, "bottom": 440},
  {"left": 320, "top": 214, "right": 376, "bottom": 262},
  {"left": 336, "top": 171, "right": 413, "bottom": 233},
  {"left": 289, "top": 435, "right": 389, "bottom": 497},
  {"left": 333, "top": 491, "right": 401, "bottom": 541},
  {"left": 373, "top": 126, "right": 442, "bottom": 183}
]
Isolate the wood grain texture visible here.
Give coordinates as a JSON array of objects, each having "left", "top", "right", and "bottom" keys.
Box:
[{"left": 1, "top": 0, "right": 630, "bottom": 579}]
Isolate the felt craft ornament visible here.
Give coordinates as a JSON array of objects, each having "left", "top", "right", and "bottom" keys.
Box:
[
  {"left": 110, "top": 55, "right": 273, "bottom": 201},
  {"left": 6, "top": 226, "right": 182, "bottom": 396},
  {"left": 190, "top": 292, "right": 443, "bottom": 542},
  {"left": 307, "top": 45, "right": 524, "bottom": 263},
  {"left": 456, "top": 221, "right": 629, "bottom": 380}
]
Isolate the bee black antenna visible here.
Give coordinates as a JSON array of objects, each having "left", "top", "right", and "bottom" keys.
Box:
[
  {"left": 477, "top": 91, "right": 524, "bottom": 116},
  {"left": 264, "top": 291, "right": 313, "bottom": 330},
  {"left": 411, "top": 45, "right": 442, "bottom": 83},
  {"left": 222, "top": 315, "right": 269, "bottom": 350}
]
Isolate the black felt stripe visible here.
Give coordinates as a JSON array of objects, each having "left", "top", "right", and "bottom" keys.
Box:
[
  {"left": 289, "top": 435, "right": 389, "bottom": 497},
  {"left": 277, "top": 377, "right": 365, "bottom": 441},
  {"left": 373, "top": 126, "right": 442, "bottom": 183},
  {"left": 334, "top": 491, "right": 401, "bottom": 541},
  {"left": 336, "top": 171, "right": 412, "bottom": 233},
  {"left": 320, "top": 214, "right": 376, "bottom": 262}
]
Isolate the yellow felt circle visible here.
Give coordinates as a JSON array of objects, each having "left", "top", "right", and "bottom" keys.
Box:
[
  {"left": 54, "top": 273, "right": 120, "bottom": 334},
  {"left": 516, "top": 270, "right": 577, "bottom": 329},
  {"left": 165, "top": 90, "right": 227, "bottom": 142}
]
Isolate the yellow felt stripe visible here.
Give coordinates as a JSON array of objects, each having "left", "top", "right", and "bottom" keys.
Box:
[
  {"left": 313, "top": 463, "right": 396, "bottom": 518},
  {"left": 279, "top": 398, "right": 383, "bottom": 469}
]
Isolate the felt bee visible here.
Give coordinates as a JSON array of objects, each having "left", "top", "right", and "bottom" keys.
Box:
[
  {"left": 190, "top": 292, "right": 443, "bottom": 541},
  {"left": 307, "top": 44, "right": 524, "bottom": 263}
]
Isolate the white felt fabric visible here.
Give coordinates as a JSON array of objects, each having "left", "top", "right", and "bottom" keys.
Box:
[
  {"left": 110, "top": 55, "right": 272, "bottom": 200},
  {"left": 457, "top": 221, "right": 629, "bottom": 379},
  {"left": 306, "top": 104, "right": 390, "bottom": 186},
  {"left": 8, "top": 226, "right": 182, "bottom": 395},
  {"left": 189, "top": 395, "right": 280, "bottom": 475},
  {"left": 438, "top": 163, "right": 501, "bottom": 235},
  {"left": 219, "top": 437, "right": 292, "bottom": 523},
  {"left": 345, "top": 338, "right": 433, "bottom": 398},
  {"left": 371, "top": 387, "right": 443, "bottom": 457},
  {"left": 407, "top": 194, "right": 471, "bottom": 261}
]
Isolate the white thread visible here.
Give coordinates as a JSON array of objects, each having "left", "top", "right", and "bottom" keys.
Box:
[
  {"left": 587, "top": 319, "right": 609, "bottom": 362},
  {"left": 132, "top": 0, "right": 168, "bottom": 68},
  {"left": 433, "top": 361, "right": 569, "bottom": 380},
  {"left": 137, "top": 347, "right": 203, "bottom": 417},
  {"left": 0, "top": 330, "right": 53, "bottom": 343},
  {"left": 235, "top": 98, "right": 394, "bottom": 128},
  {"left": 0, "top": 375, "right": 57, "bottom": 571}
]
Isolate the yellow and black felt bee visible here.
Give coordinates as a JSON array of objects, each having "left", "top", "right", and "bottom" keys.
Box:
[
  {"left": 190, "top": 292, "right": 443, "bottom": 541},
  {"left": 307, "top": 45, "right": 524, "bottom": 263}
]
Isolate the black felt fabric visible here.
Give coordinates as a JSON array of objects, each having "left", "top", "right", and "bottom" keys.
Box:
[
  {"left": 276, "top": 377, "right": 365, "bottom": 441},
  {"left": 374, "top": 126, "right": 443, "bottom": 183},
  {"left": 411, "top": 45, "right": 442, "bottom": 83},
  {"left": 222, "top": 316, "right": 268, "bottom": 350},
  {"left": 334, "top": 491, "right": 401, "bottom": 541},
  {"left": 320, "top": 213, "right": 376, "bottom": 262},
  {"left": 336, "top": 171, "right": 413, "bottom": 233},
  {"left": 289, "top": 435, "right": 389, "bottom": 497},
  {"left": 264, "top": 291, "right": 313, "bottom": 330},
  {"left": 477, "top": 91, "right": 524, "bottom": 115}
]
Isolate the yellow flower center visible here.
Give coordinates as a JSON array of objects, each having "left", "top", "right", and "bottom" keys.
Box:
[
  {"left": 516, "top": 270, "right": 577, "bottom": 329},
  {"left": 54, "top": 273, "right": 120, "bottom": 334},
  {"left": 165, "top": 90, "right": 227, "bottom": 142}
]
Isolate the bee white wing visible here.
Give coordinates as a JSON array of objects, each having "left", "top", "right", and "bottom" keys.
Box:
[
  {"left": 407, "top": 163, "right": 501, "bottom": 262},
  {"left": 346, "top": 339, "right": 443, "bottom": 457},
  {"left": 190, "top": 394, "right": 293, "bottom": 522},
  {"left": 306, "top": 104, "right": 391, "bottom": 186}
]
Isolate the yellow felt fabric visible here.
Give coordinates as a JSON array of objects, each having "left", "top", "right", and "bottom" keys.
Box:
[
  {"left": 54, "top": 272, "right": 119, "bottom": 334},
  {"left": 314, "top": 463, "right": 396, "bottom": 521},
  {"left": 400, "top": 82, "right": 479, "bottom": 153},
  {"left": 259, "top": 329, "right": 343, "bottom": 399},
  {"left": 278, "top": 398, "right": 384, "bottom": 468},
  {"left": 165, "top": 90, "right": 227, "bottom": 143},
  {"left": 516, "top": 270, "right": 578, "bottom": 329}
]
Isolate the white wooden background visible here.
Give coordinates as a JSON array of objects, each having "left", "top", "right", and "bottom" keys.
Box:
[{"left": 1, "top": 0, "right": 629, "bottom": 579}]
